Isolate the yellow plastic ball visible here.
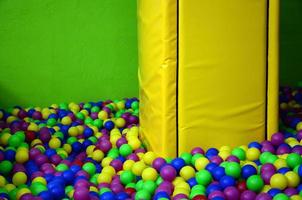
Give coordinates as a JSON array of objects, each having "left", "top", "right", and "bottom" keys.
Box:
[
  {"left": 261, "top": 185, "right": 271, "bottom": 193},
  {"left": 63, "top": 144, "right": 72, "bottom": 154},
  {"left": 89, "top": 186, "right": 98, "bottom": 193},
  {"left": 0, "top": 175, "right": 6, "bottom": 187},
  {"left": 173, "top": 188, "right": 189, "bottom": 196},
  {"left": 102, "top": 166, "right": 116, "bottom": 176},
  {"left": 67, "top": 189, "right": 74, "bottom": 198},
  {"left": 123, "top": 160, "right": 135, "bottom": 171},
  {"left": 28, "top": 123, "right": 39, "bottom": 132},
  {"left": 12, "top": 172, "right": 27, "bottom": 186},
  {"left": 7, "top": 116, "right": 17, "bottom": 123},
  {"left": 97, "top": 172, "right": 112, "bottom": 183},
  {"left": 48, "top": 137, "right": 61, "bottom": 149},
  {"left": 86, "top": 145, "right": 95, "bottom": 156},
  {"left": 32, "top": 177, "right": 46, "bottom": 185},
  {"left": 17, "top": 188, "right": 31, "bottom": 200},
  {"left": 285, "top": 171, "right": 300, "bottom": 187},
  {"left": 246, "top": 148, "right": 261, "bottom": 161},
  {"left": 68, "top": 127, "right": 79, "bottom": 137},
  {"left": 173, "top": 177, "right": 185, "bottom": 186},
  {"left": 15, "top": 149, "right": 29, "bottom": 163},
  {"left": 270, "top": 173, "right": 288, "bottom": 190},
  {"left": 5, "top": 184, "right": 16, "bottom": 192},
  {"left": 195, "top": 157, "right": 209, "bottom": 170},
  {"left": 143, "top": 151, "right": 157, "bottom": 165},
  {"left": 98, "top": 111, "right": 108, "bottom": 120},
  {"left": 132, "top": 161, "right": 146, "bottom": 176},
  {"left": 61, "top": 116, "right": 72, "bottom": 125},
  {"left": 101, "top": 157, "right": 113, "bottom": 167},
  {"left": 128, "top": 139, "right": 141, "bottom": 150},
  {"left": 290, "top": 195, "right": 302, "bottom": 200},
  {"left": 0, "top": 132, "right": 11, "bottom": 145},
  {"left": 180, "top": 166, "right": 196, "bottom": 180},
  {"left": 219, "top": 151, "right": 230, "bottom": 160},
  {"left": 220, "top": 146, "right": 231, "bottom": 152},
  {"left": 296, "top": 122, "right": 302, "bottom": 131},
  {"left": 174, "top": 181, "right": 190, "bottom": 191},
  {"left": 115, "top": 118, "right": 126, "bottom": 128},
  {"left": 274, "top": 158, "right": 287, "bottom": 169},
  {"left": 92, "top": 150, "right": 104, "bottom": 162},
  {"left": 142, "top": 167, "right": 158, "bottom": 181}
]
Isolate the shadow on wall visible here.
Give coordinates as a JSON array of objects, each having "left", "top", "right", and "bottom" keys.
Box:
[{"left": 280, "top": 0, "right": 302, "bottom": 86}]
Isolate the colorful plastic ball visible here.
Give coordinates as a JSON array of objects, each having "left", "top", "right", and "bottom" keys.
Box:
[
  {"left": 231, "top": 147, "right": 246, "bottom": 160},
  {"left": 286, "top": 153, "right": 302, "bottom": 169},
  {"left": 180, "top": 152, "right": 193, "bottom": 165},
  {"left": 144, "top": 180, "right": 157, "bottom": 194},
  {"left": 246, "top": 175, "right": 264, "bottom": 192},
  {"left": 132, "top": 161, "right": 146, "bottom": 176},
  {"left": 160, "top": 165, "right": 177, "bottom": 182},
  {"left": 219, "top": 175, "right": 236, "bottom": 189},
  {"left": 212, "top": 166, "right": 225, "bottom": 181},
  {"left": 48, "top": 137, "right": 61, "bottom": 149},
  {"left": 241, "top": 165, "right": 257, "bottom": 179},
  {"left": 224, "top": 186, "right": 240, "bottom": 200},
  {"left": 179, "top": 166, "right": 195, "bottom": 180},
  {"left": 143, "top": 152, "right": 157, "bottom": 165},
  {"left": 196, "top": 169, "right": 212, "bottom": 186},
  {"left": 0, "top": 160, "right": 13, "bottom": 175},
  {"left": 116, "top": 192, "right": 129, "bottom": 200},
  {"left": 285, "top": 171, "right": 300, "bottom": 187},
  {"left": 136, "top": 189, "right": 151, "bottom": 200},
  {"left": 273, "top": 193, "right": 290, "bottom": 200},
  {"left": 82, "top": 162, "right": 96, "bottom": 176},
  {"left": 119, "top": 144, "right": 133, "bottom": 157},
  {"left": 104, "top": 121, "right": 115, "bottom": 131},
  {"left": 246, "top": 148, "right": 261, "bottom": 161},
  {"left": 225, "top": 162, "right": 241, "bottom": 178},
  {"left": 171, "top": 158, "right": 186, "bottom": 172},
  {"left": 271, "top": 132, "right": 285, "bottom": 146},
  {"left": 195, "top": 157, "right": 210, "bottom": 171},
  {"left": 152, "top": 157, "right": 166, "bottom": 171},
  {"left": 142, "top": 167, "right": 158, "bottom": 181},
  {"left": 12, "top": 172, "right": 27, "bottom": 186},
  {"left": 270, "top": 173, "right": 288, "bottom": 190},
  {"left": 100, "top": 191, "right": 115, "bottom": 200},
  {"left": 240, "top": 190, "right": 257, "bottom": 200},
  {"left": 120, "top": 170, "right": 135, "bottom": 185}
]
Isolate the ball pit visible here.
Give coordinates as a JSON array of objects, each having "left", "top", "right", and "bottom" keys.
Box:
[{"left": 0, "top": 88, "right": 302, "bottom": 199}]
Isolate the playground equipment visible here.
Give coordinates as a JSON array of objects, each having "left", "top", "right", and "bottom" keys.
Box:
[{"left": 138, "top": 0, "right": 280, "bottom": 157}]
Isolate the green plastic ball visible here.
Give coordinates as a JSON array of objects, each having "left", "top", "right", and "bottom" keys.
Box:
[
  {"left": 119, "top": 144, "right": 133, "bottom": 157},
  {"left": 47, "top": 118, "right": 57, "bottom": 126},
  {"left": 30, "top": 182, "right": 47, "bottom": 195},
  {"left": 231, "top": 147, "right": 246, "bottom": 160},
  {"left": 0, "top": 160, "right": 13, "bottom": 175},
  {"left": 135, "top": 189, "right": 151, "bottom": 200},
  {"left": 120, "top": 170, "right": 135, "bottom": 185},
  {"left": 82, "top": 162, "right": 96, "bottom": 176},
  {"left": 273, "top": 193, "right": 290, "bottom": 200},
  {"left": 8, "top": 135, "right": 22, "bottom": 148},
  {"left": 246, "top": 175, "right": 264, "bottom": 192},
  {"left": 180, "top": 152, "right": 193, "bottom": 165},
  {"left": 225, "top": 162, "right": 241, "bottom": 178},
  {"left": 144, "top": 180, "right": 157, "bottom": 194},
  {"left": 196, "top": 169, "right": 212, "bottom": 186},
  {"left": 286, "top": 153, "right": 302, "bottom": 169},
  {"left": 136, "top": 180, "right": 144, "bottom": 191},
  {"left": 56, "top": 163, "right": 68, "bottom": 172},
  {"left": 131, "top": 101, "right": 139, "bottom": 110},
  {"left": 259, "top": 152, "right": 272, "bottom": 164}
]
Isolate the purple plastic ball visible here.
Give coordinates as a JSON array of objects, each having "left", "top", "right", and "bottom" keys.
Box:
[
  {"left": 160, "top": 165, "right": 176, "bottom": 182},
  {"left": 224, "top": 186, "right": 240, "bottom": 200},
  {"left": 240, "top": 190, "right": 257, "bottom": 200},
  {"left": 152, "top": 157, "right": 166, "bottom": 171}
]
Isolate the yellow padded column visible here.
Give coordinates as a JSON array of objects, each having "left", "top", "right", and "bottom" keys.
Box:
[
  {"left": 178, "top": 0, "right": 269, "bottom": 152},
  {"left": 137, "top": 0, "right": 177, "bottom": 157}
]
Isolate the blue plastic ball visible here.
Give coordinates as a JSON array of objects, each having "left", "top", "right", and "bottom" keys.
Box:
[
  {"left": 100, "top": 191, "right": 115, "bottom": 200},
  {"left": 70, "top": 165, "right": 81, "bottom": 173},
  {"left": 104, "top": 121, "right": 115, "bottom": 131},
  {"left": 268, "top": 188, "right": 282, "bottom": 197},
  {"left": 83, "top": 128, "right": 94, "bottom": 138},
  {"left": 62, "top": 170, "right": 75, "bottom": 184},
  {"left": 154, "top": 191, "right": 170, "bottom": 200},
  {"left": 212, "top": 166, "right": 225, "bottom": 181},
  {"left": 72, "top": 142, "right": 83, "bottom": 153},
  {"left": 248, "top": 142, "right": 262, "bottom": 149},
  {"left": 277, "top": 167, "right": 290, "bottom": 174},
  {"left": 219, "top": 175, "right": 236, "bottom": 189},
  {"left": 171, "top": 158, "right": 186, "bottom": 172},
  {"left": 241, "top": 165, "right": 257, "bottom": 179},
  {"left": 205, "top": 163, "right": 218, "bottom": 173},
  {"left": 116, "top": 192, "right": 129, "bottom": 200},
  {"left": 206, "top": 183, "right": 223, "bottom": 195},
  {"left": 45, "top": 149, "right": 57, "bottom": 158},
  {"left": 206, "top": 148, "right": 219, "bottom": 158},
  {"left": 39, "top": 191, "right": 53, "bottom": 200},
  {"left": 187, "top": 177, "right": 198, "bottom": 188},
  {"left": 4, "top": 149, "right": 16, "bottom": 161}
]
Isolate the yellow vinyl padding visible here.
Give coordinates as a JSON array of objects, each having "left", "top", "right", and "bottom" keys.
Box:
[
  {"left": 138, "top": 0, "right": 279, "bottom": 157},
  {"left": 137, "top": 0, "right": 177, "bottom": 157}
]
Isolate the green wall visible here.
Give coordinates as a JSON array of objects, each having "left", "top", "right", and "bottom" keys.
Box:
[
  {"left": 280, "top": 0, "right": 302, "bottom": 86},
  {"left": 0, "top": 0, "right": 138, "bottom": 109}
]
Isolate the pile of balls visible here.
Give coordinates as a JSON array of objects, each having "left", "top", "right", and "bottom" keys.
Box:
[{"left": 0, "top": 88, "right": 302, "bottom": 200}]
